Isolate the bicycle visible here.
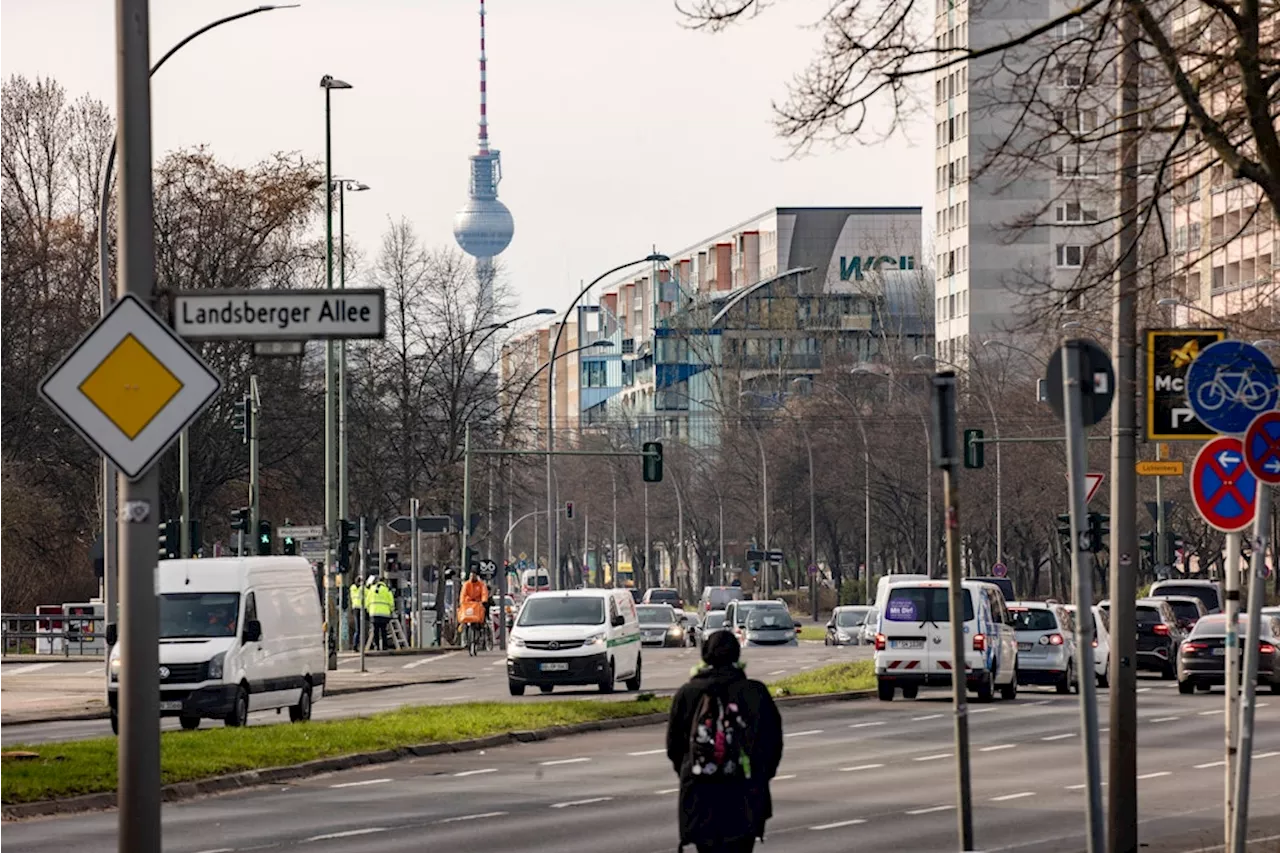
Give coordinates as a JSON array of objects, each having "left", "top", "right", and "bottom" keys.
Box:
[
  {"left": 462, "top": 620, "right": 483, "bottom": 656},
  {"left": 1194, "top": 367, "right": 1272, "bottom": 412}
]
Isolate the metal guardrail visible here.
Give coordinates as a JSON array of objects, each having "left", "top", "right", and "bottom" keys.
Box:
[{"left": 2, "top": 613, "right": 107, "bottom": 657}]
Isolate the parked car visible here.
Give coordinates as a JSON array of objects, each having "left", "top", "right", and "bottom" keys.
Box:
[
  {"left": 826, "top": 606, "right": 874, "bottom": 646},
  {"left": 1008, "top": 601, "right": 1078, "bottom": 693},
  {"left": 1177, "top": 613, "right": 1280, "bottom": 695},
  {"left": 1149, "top": 579, "right": 1222, "bottom": 614},
  {"left": 698, "top": 585, "right": 744, "bottom": 615},
  {"left": 1160, "top": 595, "right": 1209, "bottom": 633},
  {"left": 636, "top": 604, "right": 689, "bottom": 647}
]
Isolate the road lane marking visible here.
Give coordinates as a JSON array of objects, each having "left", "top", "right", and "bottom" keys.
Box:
[
  {"left": 305, "top": 827, "right": 387, "bottom": 841},
  {"left": 628, "top": 749, "right": 666, "bottom": 756},
  {"left": 906, "top": 805, "right": 954, "bottom": 815},
  {"left": 453, "top": 768, "right": 498, "bottom": 777},
  {"left": 849, "top": 721, "right": 885, "bottom": 729},
  {"left": 769, "top": 669, "right": 788, "bottom": 675},
  {"left": 540, "top": 757, "right": 590, "bottom": 766},
  {"left": 787, "top": 729, "right": 823, "bottom": 738},
  {"left": 991, "top": 792, "right": 1035, "bottom": 801},
  {"left": 811, "top": 819, "right": 867, "bottom": 830},
  {"left": 193, "top": 849, "right": 235, "bottom": 853},
  {"left": 840, "top": 764, "right": 885, "bottom": 772},
  {"left": 775, "top": 774, "right": 797, "bottom": 780},
  {"left": 1256, "top": 751, "right": 1280, "bottom": 759},
  {"left": 402, "top": 652, "right": 458, "bottom": 669},
  {"left": 329, "top": 778, "right": 391, "bottom": 789},
  {"left": 1137, "top": 771, "right": 1172, "bottom": 780},
  {"left": 1149, "top": 716, "right": 1180, "bottom": 722},
  {"left": 1199, "top": 709, "right": 1224, "bottom": 716},
  {"left": 981, "top": 744, "right": 1017, "bottom": 752},
  {"left": 912, "top": 714, "right": 944, "bottom": 721},
  {"left": 655, "top": 787, "right": 679, "bottom": 795},
  {"left": 914, "top": 753, "right": 952, "bottom": 762},
  {"left": 551, "top": 797, "right": 613, "bottom": 808},
  {"left": 1030, "top": 700, "right": 1052, "bottom": 706},
  {"left": 435, "top": 811, "right": 507, "bottom": 823},
  {"left": 970, "top": 707, "right": 996, "bottom": 714},
  {"left": 1064, "top": 782, "right": 1107, "bottom": 789},
  {"left": 1136, "top": 687, "right": 1151, "bottom": 693},
  {"left": 1042, "top": 733, "right": 1076, "bottom": 741},
  {"left": 490, "top": 660, "right": 504, "bottom": 666},
  {"left": 82, "top": 667, "right": 104, "bottom": 675},
  {"left": 1195, "top": 760, "right": 1225, "bottom": 769},
  {"left": 5, "top": 663, "right": 57, "bottom": 675}
]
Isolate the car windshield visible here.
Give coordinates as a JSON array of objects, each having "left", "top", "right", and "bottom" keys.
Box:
[
  {"left": 637, "top": 605, "right": 675, "bottom": 623},
  {"left": 160, "top": 592, "right": 240, "bottom": 639},
  {"left": 885, "top": 588, "right": 975, "bottom": 623},
  {"left": 648, "top": 590, "right": 678, "bottom": 602},
  {"left": 1009, "top": 608, "right": 1059, "bottom": 631},
  {"left": 704, "top": 612, "right": 726, "bottom": 629},
  {"left": 1154, "top": 585, "right": 1219, "bottom": 611},
  {"left": 1167, "top": 600, "right": 1201, "bottom": 622},
  {"left": 1190, "top": 616, "right": 1277, "bottom": 639},
  {"left": 1136, "top": 607, "right": 1163, "bottom": 625},
  {"left": 747, "top": 609, "right": 790, "bottom": 629},
  {"left": 836, "top": 610, "right": 868, "bottom": 627},
  {"left": 517, "top": 596, "right": 604, "bottom": 626}
]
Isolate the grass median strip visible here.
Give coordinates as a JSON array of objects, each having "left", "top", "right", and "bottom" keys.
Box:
[{"left": 2, "top": 661, "right": 873, "bottom": 806}]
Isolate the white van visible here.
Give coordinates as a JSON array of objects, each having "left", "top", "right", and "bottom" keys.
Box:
[
  {"left": 873, "top": 579, "right": 1018, "bottom": 702},
  {"left": 506, "top": 589, "right": 641, "bottom": 695},
  {"left": 872, "top": 573, "right": 932, "bottom": 612},
  {"left": 521, "top": 568, "right": 552, "bottom": 597},
  {"left": 107, "top": 557, "right": 324, "bottom": 732}
]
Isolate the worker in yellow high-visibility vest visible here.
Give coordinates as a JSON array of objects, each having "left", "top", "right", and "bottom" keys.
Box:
[
  {"left": 367, "top": 576, "right": 394, "bottom": 650},
  {"left": 349, "top": 576, "right": 364, "bottom": 649}
]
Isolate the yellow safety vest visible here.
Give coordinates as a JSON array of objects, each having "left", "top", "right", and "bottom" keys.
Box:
[
  {"left": 350, "top": 583, "right": 363, "bottom": 610},
  {"left": 368, "top": 584, "right": 392, "bottom": 617}
]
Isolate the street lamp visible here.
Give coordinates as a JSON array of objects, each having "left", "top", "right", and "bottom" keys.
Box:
[
  {"left": 94, "top": 3, "right": 298, "bottom": 626},
  {"left": 334, "top": 178, "right": 370, "bottom": 526},
  {"left": 546, "top": 253, "right": 668, "bottom": 588}
]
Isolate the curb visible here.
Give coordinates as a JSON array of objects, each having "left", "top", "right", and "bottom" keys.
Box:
[
  {"left": 2, "top": 655, "right": 104, "bottom": 664},
  {"left": 1, "top": 689, "right": 872, "bottom": 820}
]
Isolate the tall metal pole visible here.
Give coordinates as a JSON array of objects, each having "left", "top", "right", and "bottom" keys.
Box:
[
  {"left": 612, "top": 467, "right": 618, "bottom": 588},
  {"left": 114, "top": 2, "right": 160, "bottom": 849},
  {"left": 804, "top": 428, "right": 818, "bottom": 622},
  {"left": 322, "top": 83, "right": 338, "bottom": 673},
  {"left": 338, "top": 180, "right": 348, "bottom": 529},
  {"left": 545, "top": 331, "right": 557, "bottom": 590},
  {"left": 1109, "top": 6, "right": 1142, "bottom": 849},
  {"left": 718, "top": 494, "right": 725, "bottom": 587},
  {"left": 932, "top": 371, "right": 973, "bottom": 851},
  {"left": 644, "top": 482, "right": 651, "bottom": 591},
  {"left": 675, "top": 481, "right": 683, "bottom": 590},
  {"left": 1223, "top": 530, "right": 1242, "bottom": 843},
  {"left": 411, "top": 498, "right": 420, "bottom": 650},
  {"left": 460, "top": 423, "right": 472, "bottom": 582},
  {"left": 1155, "top": 444, "right": 1169, "bottom": 569},
  {"left": 992, "top": 407, "right": 1003, "bottom": 566},
  {"left": 1231, "top": 484, "right": 1271, "bottom": 853},
  {"left": 358, "top": 517, "right": 367, "bottom": 670},
  {"left": 179, "top": 430, "right": 191, "bottom": 557},
  {"left": 926, "top": 451, "right": 934, "bottom": 578},
  {"left": 864, "top": 445, "right": 871, "bottom": 594},
  {"left": 248, "top": 376, "right": 259, "bottom": 537},
  {"left": 1062, "top": 342, "right": 1106, "bottom": 853}
]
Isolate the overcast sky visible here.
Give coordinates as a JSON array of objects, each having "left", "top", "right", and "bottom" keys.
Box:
[{"left": 1, "top": 0, "right": 934, "bottom": 317}]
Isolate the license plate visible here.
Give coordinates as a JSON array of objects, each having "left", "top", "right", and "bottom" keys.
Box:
[
  {"left": 1213, "top": 648, "right": 1226, "bottom": 656},
  {"left": 891, "top": 639, "right": 924, "bottom": 650},
  {"left": 1018, "top": 642, "right": 1033, "bottom": 651},
  {"left": 159, "top": 701, "right": 183, "bottom": 711},
  {"left": 539, "top": 662, "right": 569, "bottom": 671}
]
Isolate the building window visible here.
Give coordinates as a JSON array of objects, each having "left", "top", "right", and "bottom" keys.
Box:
[
  {"left": 1055, "top": 202, "right": 1098, "bottom": 223},
  {"left": 1056, "top": 18, "right": 1085, "bottom": 40},
  {"left": 1056, "top": 153, "right": 1094, "bottom": 178},
  {"left": 1059, "top": 64, "right": 1084, "bottom": 88},
  {"left": 1056, "top": 244, "right": 1085, "bottom": 268}
]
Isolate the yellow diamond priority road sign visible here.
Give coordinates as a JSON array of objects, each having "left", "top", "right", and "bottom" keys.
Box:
[{"left": 40, "top": 294, "right": 222, "bottom": 480}]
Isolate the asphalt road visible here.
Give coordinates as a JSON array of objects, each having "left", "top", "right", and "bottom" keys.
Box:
[
  {"left": 6, "top": 679, "right": 1280, "bottom": 852},
  {"left": 1, "top": 643, "right": 860, "bottom": 746}
]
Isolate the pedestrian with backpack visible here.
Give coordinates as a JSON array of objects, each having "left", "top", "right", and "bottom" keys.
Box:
[{"left": 666, "top": 630, "right": 783, "bottom": 853}]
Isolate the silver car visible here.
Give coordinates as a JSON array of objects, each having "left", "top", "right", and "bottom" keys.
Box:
[
  {"left": 827, "top": 605, "right": 874, "bottom": 646},
  {"left": 636, "top": 604, "right": 688, "bottom": 647},
  {"left": 742, "top": 607, "right": 799, "bottom": 647},
  {"left": 1009, "top": 601, "right": 1078, "bottom": 693},
  {"left": 859, "top": 608, "right": 880, "bottom": 645}
]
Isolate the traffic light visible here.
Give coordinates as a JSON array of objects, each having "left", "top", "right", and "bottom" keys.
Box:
[
  {"left": 257, "top": 519, "right": 273, "bottom": 556},
  {"left": 565, "top": 501, "right": 574, "bottom": 520},
  {"left": 963, "top": 429, "right": 985, "bottom": 469},
  {"left": 1056, "top": 513, "right": 1071, "bottom": 541},
  {"left": 643, "top": 440, "right": 664, "bottom": 482},
  {"left": 1089, "top": 512, "right": 1110, "bottom": 553},
  {"left": 338, "top": 519, "right": 356, "bottom": 569},
  {"left": 158, "top": 518, "right": 179, "bottom": 560},
  {"left": 231, "top": 396, "right": 249, "bottom": 444},
  {"left": 230, "top": 506, "right": 249, "bottom": 533},
  {"left": 282, "top": 533, "right": 297, "bottom": 556},
  {"left": 384, "top": 549, "right": 399, "bottom": 574},
  {"left": 1139, "top": 532, "right": 1156, "bottom": 566}
]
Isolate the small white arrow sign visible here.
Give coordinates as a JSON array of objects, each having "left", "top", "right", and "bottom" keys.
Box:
[
  {"left": 1217, "top": 451, "right": 1241, "bottom": 467},
  {"left": 1265, "top": 460, "right": 1280, "bottom": 473},
  {"left": 1171, "top": 407, "right": 1197, "bottom": 428}
]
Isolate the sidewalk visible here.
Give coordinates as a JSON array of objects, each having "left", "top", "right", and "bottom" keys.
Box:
[{"left": 0, "top": 650, "right": 475, "bottom": 726}]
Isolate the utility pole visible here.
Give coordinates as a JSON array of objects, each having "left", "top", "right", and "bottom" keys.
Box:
[
  {"left": 1231, "top": 482, "right": 1271, "bottom": 852},
  {"left": 644, "top": 482, "right": 651, "bottom": 592},
  {"left": 1109, "top": 6, "right": 1142, "bottom": 851},
  {"left": 1223, "top": 530, "right": 1242, "bottom": 842},
  {"left": 179, "top": 430, "right": 190, "bottom": 558},
  {"left": 248, "top": 375, "right": 260, "bottom": 536},
  {"left": 411, "top": 498, "right": 420, "bottom": 650},
  {"left": 932, "top": 371, "right": 973, "bottom": 850},
  {"left": 611, "top": 467, "right": 618, "bottom": 589},
  {"left": 460, "top": 423, "right": 472, "bottom": 584},
  {"left": 1155, "top": 444, "right": 1169, "bottom": 569},
  {"left": 114, "top": 1, "right": 160, "bottom": 849},
  {"left": 358, "top": 517, "right": 367, "bottom": 671}
]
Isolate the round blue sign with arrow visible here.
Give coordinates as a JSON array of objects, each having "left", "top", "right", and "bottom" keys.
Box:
[
  {"left": 1190, "top": 436, "right": 1257, "bottom": 532},
  {"left": 1244, "top": 410, "right": 1280, "bottom": 485},
  {"left": 1184, "top": 340, "right": 1279, "bottom": 435}
]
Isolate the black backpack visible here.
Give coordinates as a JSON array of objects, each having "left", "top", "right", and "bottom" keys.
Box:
[{"left": 687, "top": 687, "right": 752, "bottom": 780}]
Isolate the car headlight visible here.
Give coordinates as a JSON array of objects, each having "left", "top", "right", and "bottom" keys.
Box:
[
  {"left": 583, "top": 633, "right": 605, "bottom": 646},
  {"left": 837, "top": 632, "right": 851, "bottom": 641},
  {"left": 109, "top": 657, "right": 121, "bottom": 680},
  {"left": 667, "top": 626, "right": 683, "bottom": 635},
  {"left": 510, "top": 636, "right": 526, "bottom": 648},
  {"left": 208, "top": 652, "right": 226, "bottom": 680},
  {"left": 783, "top": 630, "right": 795, "bottom": 639}
]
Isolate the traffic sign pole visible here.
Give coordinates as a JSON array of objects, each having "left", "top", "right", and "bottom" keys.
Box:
[
  {"left": 1231, "top": 480, "right": 1271, "bottom": 853},
  {"left": 1223, "top": 529, "right": 1242, "bottom": 845},
  {"left": 411, "top": 497, "right": 421, "bottom": 650},
  {"left": 115, "top": 3, "right": 160, "bottom": 850}
]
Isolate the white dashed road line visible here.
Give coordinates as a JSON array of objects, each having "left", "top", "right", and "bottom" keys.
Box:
[
  {"left": 329, "top": 778, "right": 391, "bottom": 789},
  {"left": 4, "top": 663, "right": 56, "bottom": 675},
  {"left": 551, "top": 797, "right": 613, "bottom": 808},
  {"left": 811, "top": 819, "right": 867, "bottom": 830},
  {"left": 1199, "top": 709, "right": 1224, "bottom": 716},
  {"left": 305, "top": 827, "right": 387, "bottom": 842},
  {"left": 628, "top": 749, "right": 666, "bottom": 756},
  {"left": 453, "top": 768, "right": 498, "bottom": 777},
  {"left": 1136, "top": 687, "right": 1151, "bottom": 693},
  {"left": 914, "top": 753, "right": 953, "bottom": 762},
  {"left": 193, "top": 849, "right": 235, "bottom": 853},
  {"left": 540, "top": 757, "right": 590, "bottom": 766},
  {"left": 840, "top": 763, "right": 885, "bottom": 772},
  {"left": 655, "top": 788, "right": 680, "bottom": 795},
  {"left": 402, "top": 652, "right": 458, "bottom": 669},
  {"left": 912, "top": 714, "right": 943, "bottom": 722},
  {"left": 1256, "top": 751, "right": 1280, "bottom": 759},
  {"left": 769, "top": 669, "right": 788, "bottom": 675},
  {"left": 981, "top": 744, "right": 1017, "bottom": 752},
  {"left": 1149, "top": 716, "right": 1180, "bottom": 723},
  {"left": 1195, "top": 760, "right": 1225, "bottom": 769},
  {"left": 849, "top": 721, "right": 885, "bottom": 729},
  {"left": 774, "top": 774, "right": 797, "bottom": 781},
  {"left": 1137, "top": 771, "right": 1172, "bottom": 780},
  {"left": 435, "top": 811, "right": 507, "bottom": 823},
  {"left": 786, "top": 729, "right": 823, "bottom": 738},
  {"left": 991, "top": 792, "right": 1036, "bottom": 802},
  {"left": 905, "top": 805, "right": 954, "bottom": 815}
]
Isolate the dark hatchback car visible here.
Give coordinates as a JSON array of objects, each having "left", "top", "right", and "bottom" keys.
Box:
[
  {"left": 636, "top": 604, "right": 689, "bottom": 647},
  {"left": 1178, "top": 614, "right": 1280, "bottom": 694},
  {"left": 643, "top": 588, "right": 684, "bottom": 611},
  {"left": 1161, "top": 595, "right": 1209, "bottom": 633},
  {"left": 1101, "top": 598, "right": 1185, "bottom": 679}
]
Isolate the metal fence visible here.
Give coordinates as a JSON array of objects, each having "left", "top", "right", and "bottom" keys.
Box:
[{"left": 2, "top": 613, "right": 107, "bottom": 657}]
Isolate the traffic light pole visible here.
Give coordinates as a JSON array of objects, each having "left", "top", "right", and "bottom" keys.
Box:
[
  {"left": 249, "top": 375, "right": 260, "bottom": 537},
  {"left": 179, "top": 429, "right": 190, "bottom": 558},
  {"left": 358, "top": 517, "right": 367, "bottom": 671},
  {"left": 411, "top": 497, "right": 421, "bottom": 650}
]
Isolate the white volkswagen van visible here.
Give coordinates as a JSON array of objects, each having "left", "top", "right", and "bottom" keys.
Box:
[
  {"left": 873, "top": 579, "right": 1018, "bottom": 702},
  {"left": 506, "top": 589, "right": 641, "bottom": 695},
  {"left": 107, "top": 557, "right": 324, "bottom": 732}
]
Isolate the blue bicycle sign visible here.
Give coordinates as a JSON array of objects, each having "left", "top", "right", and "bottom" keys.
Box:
[{"left": 1185, "top": 340, "right": 1279, "bottom": 435}]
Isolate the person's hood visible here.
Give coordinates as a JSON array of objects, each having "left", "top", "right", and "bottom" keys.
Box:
[{"left": 688, "top": 661, "right": 748, "bottom": 685}]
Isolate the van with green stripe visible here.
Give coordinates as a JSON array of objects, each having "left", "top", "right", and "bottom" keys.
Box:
[{"left": 507, "top": 589, "right": 642, "bottom": 696}]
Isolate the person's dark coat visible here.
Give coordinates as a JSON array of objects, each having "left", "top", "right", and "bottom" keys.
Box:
[{"left": 666, "top": 662, "right": 784, "bottom": 847}]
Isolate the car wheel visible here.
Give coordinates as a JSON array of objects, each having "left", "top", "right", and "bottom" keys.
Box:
[
  {"left": 110, "top": 708, "right": 120, "bottom": 736},
  {"left": 877, "top": 680, "right": 895, "bottom": 701},
  {"left": 1161, "top": 659, "right": 1177, "bottom": 680},
  {"left": 999, "top": 670, "right": 1018, "bottom": 701},
  {"left": 288, "top": 684, "right": 312, "bottom": 722},
  {"left": 539, "top": 684, "right": 554, "bottom": 694},
  {"left": 625, "top": 656, "right": 643, "bottom": 692},
  {"left": 1197, "top": 682, "right": 1213, "bottom": 693},
  {"left": 179, "top": 715, "right": 201, "bottom": 730},
  {"left": 1097, "top": 663, "right": 1110, "bottom": 689},
  {"left": 598, "top": 660, "right": 615, "bottom": 694},
  {"left": 902, "top": 684, "right": 919, "bottom": 699},
  {"left": 509, "top": 680, "right": 526, "bottom": 696},
  {"left": 976, "top": 673, "right": 994, "bottom": 703},
  {"left": 224, "top": 686, "right": 249, "bottom": 727},
  {"left": 1178, "top": 679, "right": 1195, "bottom": 695}
]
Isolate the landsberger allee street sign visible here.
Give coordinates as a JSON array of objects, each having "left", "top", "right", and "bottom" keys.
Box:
[{"left": 172, "top": 288, "right": 386, "bottom": 340}]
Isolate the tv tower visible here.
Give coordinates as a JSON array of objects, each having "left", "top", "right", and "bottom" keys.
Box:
[{"left": 453, "top": 0, "right": 514, "bottom": 318}]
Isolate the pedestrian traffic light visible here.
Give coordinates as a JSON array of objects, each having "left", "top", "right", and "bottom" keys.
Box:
[
  {"left": 384, "top": 549, "right": 399, "bottom": 574},
  {"left": 643, "top": 440, "right": 664, "bottom": 482},
  {"left": 963, "top": 429, "right": 985, "bottom": 469},
  {"left": 282, "top": 533, "right": 296, "bottom": 556},
  {"left": 158, "top": 518, "right": 179, "bottom": 561},
  {"left": 1139, "top": 532, "right": 1156, "bottom": 565},
  {"left": 231, "top": 396, "right": 249, "bottom": 444},
  {"left": 338, "top": 518, "right": 356, "bottom": 569},
  {"left": 257, "top": 519, "right": 273, "bottom": 556},
  {"left": 565, "top": 501, "right": 574, "bottom": 520},
  {"left": 1089, "top": 512, "right": 1109, "bottom": 553},
  {"left": 230, "top": 506, "right": 249, "bottom": 533}
]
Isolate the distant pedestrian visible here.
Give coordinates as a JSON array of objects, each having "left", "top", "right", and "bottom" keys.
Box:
[
  {"left": 349, "top": 575, "right": 364, "bottom": 649},
  {"left": 666, "top": 630, "right": 783, "bottom": 853},
  {"left": 367, "top": 575, "right": 393, "bottom": 650}
]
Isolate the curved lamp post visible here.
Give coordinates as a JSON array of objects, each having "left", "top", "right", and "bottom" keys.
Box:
[
  {"left": 96, "top": 3, "right": 298, "bottom": 624},
  {"left": 545, "top": 253, "right": 668, "bottom": 588}
]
